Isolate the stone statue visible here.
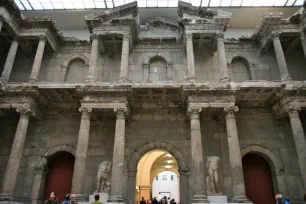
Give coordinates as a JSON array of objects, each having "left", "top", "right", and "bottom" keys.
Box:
[
  {"left": 206, "top": 156, "right": 222, "bottom": 195},
  {"left": 95, "top": 161, "right": 112, "bottom": 193}
]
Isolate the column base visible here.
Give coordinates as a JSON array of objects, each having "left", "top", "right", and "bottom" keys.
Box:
[
  {"left": 187, "top": 77, "right": 197, "bottom": 82},
  {"left": 28, "top": 78, "right": 37, "bottom": 83},
  {"left": 191, "top": 195, "right": 210, "bottom": 203},
  {"left": 230, "top": 196, "right": 253, "bottom": 203},
  {"left": 281, "top": 74, "right": 292, "bottom": 81},
  {"left": 0, "top": 193, "right": 14, "bottom": 201},
  {"left": 85, "top": 75, "right": 95, "bottom": 83},
  {"left": 117, "top": 77, "right": 131, "bottom": 83},
  {"left": 107, "top": 195, "right": 126, "bottom": 204},
  {"left": 0, "top": 78, "right": 7, "bottom": 90},
  {"left": 220, "top": 75, "right": 231, "bottom": 82}
]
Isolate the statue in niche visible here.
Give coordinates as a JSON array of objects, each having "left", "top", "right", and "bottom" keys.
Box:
[
  {"left": 206, "top": 156, "right": 222, "bottom": 195},
  {"left": 95, "top": 161, "right": 112, "bottom": 193}
]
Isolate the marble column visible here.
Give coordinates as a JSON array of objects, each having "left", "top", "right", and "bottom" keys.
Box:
[
  {"left": 288, "top": 106, "right": 306, "bottom": 188},
  {"left": 108, "top": 108, "right": 126, "bottom": 203},
  {"left": 217, "top": 33, "right": 230, "bottom": 81},
  {"left": 71, "top": 107, "right": 92, "bottom": 195},
  {"left": 224, "top": 107, "right": 250, "bottom": 203},
  {"left": 188, "top": 108, "right": 209, "bottom": 203},
  {"left": 0, "top": 37, "right": 19, "bottom": 84},
  {"left": 1, "top": 105, "right": 33, "bottom": 196},
  {"left": 29, "top": 36, "right": 47, "bottom": 83},
  {"left": 119, "top": 34, "right": 130, "bottom": 82},
  {"left": 0, "top": 16, "right": 3, "bottom": 33},
  {"left": 271, "top": 32, "right": 292, "bottom": 81},
  {"left": 85, "top": 34, "right": 99, "bottom": 83},
  {"left": 300, "top": 31, "right": 306, "bottom": 61},
  {"left": 186, "top": 33, "right": 196, "bottom": 81}
]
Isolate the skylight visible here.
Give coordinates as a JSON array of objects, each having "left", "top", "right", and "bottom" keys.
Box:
[{"left": 14, "top": 0, "right": 304, "bottom": 10}]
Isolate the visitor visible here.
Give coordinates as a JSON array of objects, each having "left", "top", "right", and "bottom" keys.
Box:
[
  {"left": 44, "top": 192, "right": 58, "bottom": 204},
  {"left": 91, "top": 194, "right": 102, "bottom": 204},
  {"left": 167, "top": 197, "right": 171, "bottom": 204},
  {"left": 146, "top": 199, "right": 151, "bottom": 204},
  {"left": 160, "top": 199, "right": 167, "bottom": 204},
  {"left": 61, "top": 194, "right": 70, "bottom": 204},
  {"left": 170, "top": 199, "right": 176, "bottom": 204},
  {"left": 275, "top": 194, "right": 290, "bottom": 204},
  {"left": 71, "top": 194, "right": 78, "bottom": 204},
  {"left": 140, "top": 197, "right": 146, "bottom": 204},
  {"left": 152, "top": 197, "right": 159, "bottom": 204}
]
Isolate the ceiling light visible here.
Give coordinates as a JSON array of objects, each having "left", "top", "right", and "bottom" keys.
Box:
[
  {"left": 167, "top": 160, "right": 174, "bottom": 164},
  {"left": 166, "top": 154, "right": 172, "bottom": 157},
  {"left": 164, "top": 165, "right": 172, "bottom": 169}
]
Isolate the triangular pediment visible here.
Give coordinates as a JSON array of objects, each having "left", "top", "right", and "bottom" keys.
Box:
[
  {"left": 85, "top": 2, "right": 138, "bottom": 32},
  {"left": 138, "top": 17, "right": 183, "bottom": 43}
]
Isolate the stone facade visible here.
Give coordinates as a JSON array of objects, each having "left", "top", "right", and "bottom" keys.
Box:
[{"left": 1, "top": 1, "right": 306, "bottom": 204}]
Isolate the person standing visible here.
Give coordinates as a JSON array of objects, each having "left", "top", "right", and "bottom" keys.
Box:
[
  {"left": 91, "top": 194, "right": 102, "bottom": 204},
  {"left": 152, "top": 197, "right": 159, "bottom": 204},
  {"left": 70, "top": 194, "right": 78, "bottom": 204},
  {"left": 275, "top": 194, "right": 290, "bottom": 204},
  {"left": 140, "top": 197, "right": 146, "bottom": 204},
  {"left": 61, "top": 194, "right": 71, "bottom": 204},
  {"left": 44, "top": 192, "right": 58, "bottom": 204}
]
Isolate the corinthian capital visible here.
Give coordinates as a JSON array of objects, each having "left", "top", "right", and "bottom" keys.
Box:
[
  {"left": 90, "top": 33, "right": 100, "bottom": 40},
  {"left": 188, "top": 107, "right": 201, "bottom": 120},
  {"left": 288, "top": 106, "right": 301, "bottom": 119},
  {"left": 271, "top": 32, "right": 281, "bottom": 39},
  {"left": 16, "top": 103, "right": 35, "bottom": 117},
  {"left": 114, "top": 108, "right": 127, "bottom": 119},
  {"left": 122, "top": 33, "right": 130, "bottom": 41},
  {"left": 216, "top": 32, "right": 224, "bottom": 39},
  {"left": 79, "top": 107, "right": 92, "bottom": 119},
  {"left": 39, "top": 35, "right": 48, "bottom": 41},
  {"left": 224, "top": 106, "right": 238, "bottom": 119},
  {"left": 186, "top": 33, "right": 193, "bottom": 40}
]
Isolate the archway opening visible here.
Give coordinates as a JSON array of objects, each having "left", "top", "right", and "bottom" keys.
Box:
[
  {"left": 65, "top": 58, "right": 86, "bottom": 82},
  {"left": 136, "top": 150, "right": 180, "bottom": 203},
  {"left": 242, "top": 154, "right": 274, "bottom": 204},
  {"left": 229, "top": 56, "right": 251, "bottom": 81},
  {"left": 43, "top": 152, "right": 75, "bottom": 202}
]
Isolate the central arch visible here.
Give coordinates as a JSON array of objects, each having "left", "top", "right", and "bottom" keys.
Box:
[{"left": 127, "top": 142, "right": 189, "bottom": 204}]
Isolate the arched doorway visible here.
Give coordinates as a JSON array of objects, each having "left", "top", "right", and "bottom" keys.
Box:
[
  {"left": 43, "top": 152, "right": 75, "bottom": 202},
  {"left": 136, "top": 150, "right": 180, "bottom": 203},
  {"left": 242, "top": 154, "right": 274, "bottom": 204}
]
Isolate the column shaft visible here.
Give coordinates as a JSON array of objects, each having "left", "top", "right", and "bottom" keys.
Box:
[
  {"left": 224, "top": 107, "right": 249, "bottom": 202},
  {"left": 189, "top": 108, "right": 209, "bottom": 203},
  {"left": 217, "top": 33, "right": 229, "bottom": 81},
  {"left": 186, "top": 34, "right": 196, "bottom": 81},
  {"left": 0, "top": 20, "right": 3, "bottom": 32},
  {"left": 272, "top": 33, "right": 291, "bottom": 81},
  {"left": 119, "top": 34, "right": 130, "bottom": 81},
  {"left": 71, "top": 107, "right": 92, "bottom": 194},
  {"left": 1, "top": 108, "right": 31, "bottom": 195},
  {"left": 29, "top": 36, "right": 47, "bottom": 82},
  {"left": 86, "top": 34, "right": 99, "bottom": 83},
  {"left": 1, "top": 39, "right": 19, "bottom": 82},
  {"left": 288, "top": 106, "right": 306, "bottom": 188},
  {"left": 301, "top": 31, "right": 306, "bottom": 61},
  {"left": 109, "top": 109, "right": 126, "bottom": 202}
]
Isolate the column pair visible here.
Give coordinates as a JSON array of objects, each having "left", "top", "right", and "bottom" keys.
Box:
[{"left": 1, "top": 104, "right": 34, "bottom": 198}]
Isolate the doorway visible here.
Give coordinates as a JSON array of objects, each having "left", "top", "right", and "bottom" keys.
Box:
[
  {"left": 242, "top": 154, "right": 274, "bottom": 204},
  {"left": 136, "top": 150, "right": 180, "bottom": 203},
  {"left": 43, "top": 152, "right": 75, "bottom": 202}
]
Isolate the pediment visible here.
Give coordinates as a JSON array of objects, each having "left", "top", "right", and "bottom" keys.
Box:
[
  {"left": 85, "top": 2, "right": 138, "bottom": 32},
  {"left": 138, "top": 17, "right": 183, "bottom": 43}
]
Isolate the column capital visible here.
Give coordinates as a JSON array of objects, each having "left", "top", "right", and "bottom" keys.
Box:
[
  {"left": 114, "top": 108, "right": 127, "bottom": 119},
  {"left": 188, "top": 107, "right": 201, "bottom": 120},
  {"left": 186, "top": 33, "right": 193, "bottom": 39},
  {"left": 216, "top": 32, "right": 224, "bottom": 40},
  {"left": 79, "top": 107, "right": 92, "bottom": 119},
  {"left": 122, "top": 33, "right": 130, "bottom": 40},
  {"left": 39, "top": 35, "right": 48, "bottom": 42},
  {"left": 224, "top": 106, "right": 239, "bottom": 119},
  {"left": 15, "top": 103, "right": 35, "bottom": 117},
  {"left": 271, "top": 32, "right": 281, "bottom": 40},
  {"left": 288, "top": 106, "right": 301, "bottom": 119},
  {"left": 90, "top": 33, "right": 100, "bottom": 40}
]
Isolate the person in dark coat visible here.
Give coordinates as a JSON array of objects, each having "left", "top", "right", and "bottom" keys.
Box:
[
  {"left": 44, "top": 192, "right": 58, "bottom": 204},
  {"left": 61, "top": 194, "right": 70, "bottom": 204},
  {"left": 140, "top": 197, "right": 146, "bottom": 204},
  {"left": 152, "top": 197, "right": 159, "bottom": 204}
]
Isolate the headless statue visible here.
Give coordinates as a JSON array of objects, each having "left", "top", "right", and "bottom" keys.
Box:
[
  {"left": 206, "top": 156, "right": 222, "bottom": 195},
  {"left": 95, "top": 161, "right": 112, "bottom": 193}
]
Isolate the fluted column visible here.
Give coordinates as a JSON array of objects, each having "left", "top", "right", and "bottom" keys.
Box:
[
  {"left": 301, "top": 31, "right": 306, "bottom": 61},
  {"left": 29, "top": 36, "right": 47, "bottom": 83},
  {"left": 186, "top": 33, "right": 196, "bottom": 81},
  {"left": 1, "top": 105, "right": 33, "bottom": 196},
  {"left": 119, "top": 34, "right": 130, "bottom": 82},
  {"left": 86, "top": 34, "right": 99, "bottom": 83},
  {"left": 217, "top": 33, "right": 230, "bottom": 81},
  {"left": 224, "top": 107, "right": 250, "bottom": 203},
  {"left": 288, "top": 106, "right": 306, "bottom": 188},
  {"left": 71, "top": 107, "right": 92, "bottom": 195},
  {"left": 271, "top": 32, "right": 292, "bottom": 81},
  {"left": 0, "top": 37, "right": 19, "bottom": 84},
  {"left": 108, "top": 108, "right": 127, "bottom": 203},
  {"left": 188, "top": 108, "right": 209, "bottom": 203}
]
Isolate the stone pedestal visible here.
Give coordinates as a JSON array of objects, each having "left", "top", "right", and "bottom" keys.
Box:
[
  {"left": 208, "top": 196, "right": 227, "bottom": 203},
  {"left": 89, "top": 193, "right": 109, "bottom": 203}
]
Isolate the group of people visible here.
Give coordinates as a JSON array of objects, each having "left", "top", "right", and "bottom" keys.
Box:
[
  {"left": 138, "top": 196, "right": 177, "bottom": 204},
  {"left": 43, "top": 192, "right": 103, "bottom": 204}
]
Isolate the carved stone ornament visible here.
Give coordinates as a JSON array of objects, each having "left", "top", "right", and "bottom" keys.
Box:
[
  {"left": 35, "top": 156, "right": 47, "bottom": 170},
  {"left": 288, "top": 106, "right": 301, "bottom": 119},
  {"left": 270, "top": 32, "right": 281, "bottom": 39},
  {"left": 90, "top": 33, "right": 100, "bottom": 40},
  {"left": 123, "top": 33, "right": 130, "bottom": 41},
  {"left": 224, "top": 106, "right": 238, "bottom": 119},
  {"left": 95, "top": 161, "right": 112, "bottom": 193},
  {"left": 39, "top": 35, "right": 48, "bottom": 41},
  {"left": 16, "top": 103, "right": 35, "bottom": 116},
  {"left": 206, "top": 156, "right": 222, "bottom": 195},
  {"left": 281, "top": 74, "right": 292, "bottom": 81},
  {"left": 188, "top": 107, "right": 201, "bottom": 120},
  {"left": 79, "top": 107, "right": 92, "bottom": 119},
  {"left": 114, "top": 108, "right": 127, "bottom": 119},
  {"left": 216, "top": 32, "right": 224, "bottom": 40}
]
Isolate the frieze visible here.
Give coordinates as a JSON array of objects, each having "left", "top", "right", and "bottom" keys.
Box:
[{"left": 185, "top": 24, "right": 224, "bottom": 30}]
